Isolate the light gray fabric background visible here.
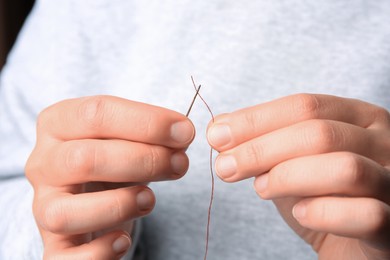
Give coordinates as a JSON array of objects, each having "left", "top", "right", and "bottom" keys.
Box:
[{"left": 1, "top": 0, "right": 390, "bottom": 259}]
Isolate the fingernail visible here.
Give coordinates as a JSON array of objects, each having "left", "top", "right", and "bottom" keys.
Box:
[
  {"left": 208, "top": 124, "right": 232, "bottom": 148},
  {"left": 216, "top": 155, "right": 237, "bottom": 180},
  {"left": 136, "top": 189, "right": 155, "bottom": 212},
  {"left": 171, "top": 152, "right": 189, "bottom": 175},
  {"left": 170, "top": 120, "right": 195, "bottom": 144},
  {"left": 293, "top": 203, "right": 307, "bottom": 220},
  {"left": 112, "top": 235, "right": 131, "bottom": 254},
  {"left": 255, "top": 174, "right": 268, "bottom": 193}
]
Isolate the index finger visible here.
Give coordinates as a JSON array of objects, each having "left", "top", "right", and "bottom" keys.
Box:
[
  {"left": 207, "top": 93, "right": 390, "bottom": 151},
  {"left": 38, "top": 95, "right": 195, "bottom": 148}
]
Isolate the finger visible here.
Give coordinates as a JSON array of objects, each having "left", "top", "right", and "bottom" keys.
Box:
[
  {"left": 292, "top": 197, "right": 390, "bottom": 247},
  {"left": 35, "top": 186, "right": 155, "bottom": 235},
  {"left": 216, "top": 119, "right": 374, "bottom": 182},
  {"left": 44, "top": 230, "right": 131, "bottom": 260},
  {"left": 42, "top": 139, "right": 189, "bottom": 186},
  {"left": 254, "top": 152, "right": 390, "bottom": 204},
  {"left": 207, "top": 93, "right": 390, "bottom": 151},
  {"left": 38, "top": 95, "right": 195, "bottom": 148}
]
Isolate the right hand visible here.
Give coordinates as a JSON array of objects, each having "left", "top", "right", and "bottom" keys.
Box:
[{"left": 25, "top": 95, "right": 195, "bottom": 259}]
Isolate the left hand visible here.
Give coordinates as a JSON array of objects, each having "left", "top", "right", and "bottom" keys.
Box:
[{"left": 207, "top": 93, "right": 390, "bottom": 260}]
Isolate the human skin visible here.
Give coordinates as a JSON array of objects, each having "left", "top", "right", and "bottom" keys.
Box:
[
  {"left": 25, "top": 95, "right": 195, "bottom": 260},
  {"left": 207, "top": 93, "right": 390, "bottom": 260}
]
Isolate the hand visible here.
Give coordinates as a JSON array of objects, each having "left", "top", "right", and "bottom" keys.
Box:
[
  {"left": 207, "top": 93, "right": 390, "bottom": 259},
  {"left": 25, "top": 95, "right": 194, "bottom": 259}
]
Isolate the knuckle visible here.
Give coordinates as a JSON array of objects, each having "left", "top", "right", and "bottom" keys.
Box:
[
  {"left": 78, "top": 96, "right": 110, "bottom": 130},
  {"left": 142, "top": 147, "right": 159, "bottom": 179},
  {"left": 39, "top": 200, "right": 68, "bottom": 233},
  {"left": 25, "top": 152, "right": 41, "bottom": 183},
  {"left": 63, "top": 143, "right": 96, "bottom": 178},
  {"left": 272, "top": 167, "right": 292, "bottom": 189},
  {"left": 293, "top": 93, "right": 321, "bottom": 120},
  {"left": 364, "top": 200, "right": 388, "bottom": 237},
  {"left": 109, "top": 193, "right": 125, "bottom": 223},
  {"left": 243, "top": 110, "right": 262, "bottom": 132},
  {"left": 36, "top": 107, "right": 52, "bottom": 133},
  {"left": 313, "top": 200, "right": 330, "bottom": 224},
  {"left": 244, "top": 142, "right": 264, "bottom": 167},
  {"left": 373, "top": 106, "right": 390, "bottom": 125},
  {"left": 25, "top": 146, "right": 52, "bottom": 185},
  {"left": 336, "top": 153, "right": 366, "bottom": 187},
  {"left": 137, "top": 112, "right": 155, "bottom": 140},
  {"left": 304, "top": 120, "right": 337, "bottom": 152},
  {"left": 109, "top": 189, "right": 136, "bottom": 222}
]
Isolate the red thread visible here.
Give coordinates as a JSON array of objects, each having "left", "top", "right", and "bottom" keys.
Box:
[{"left": 188, "top": 76, "right": 215, "bottom": 260}]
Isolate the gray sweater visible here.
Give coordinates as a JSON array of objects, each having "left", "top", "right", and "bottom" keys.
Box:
[{"left": 1, "top": 0, "right": 390, "bottom": 259}]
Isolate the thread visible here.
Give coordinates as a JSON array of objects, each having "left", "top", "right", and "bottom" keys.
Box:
[
  {"left": 186, "top": 76, "right": 215, "bottom": 260},
  {"left": 186, "top": 84, "right": 202, "bottom": 117}
]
